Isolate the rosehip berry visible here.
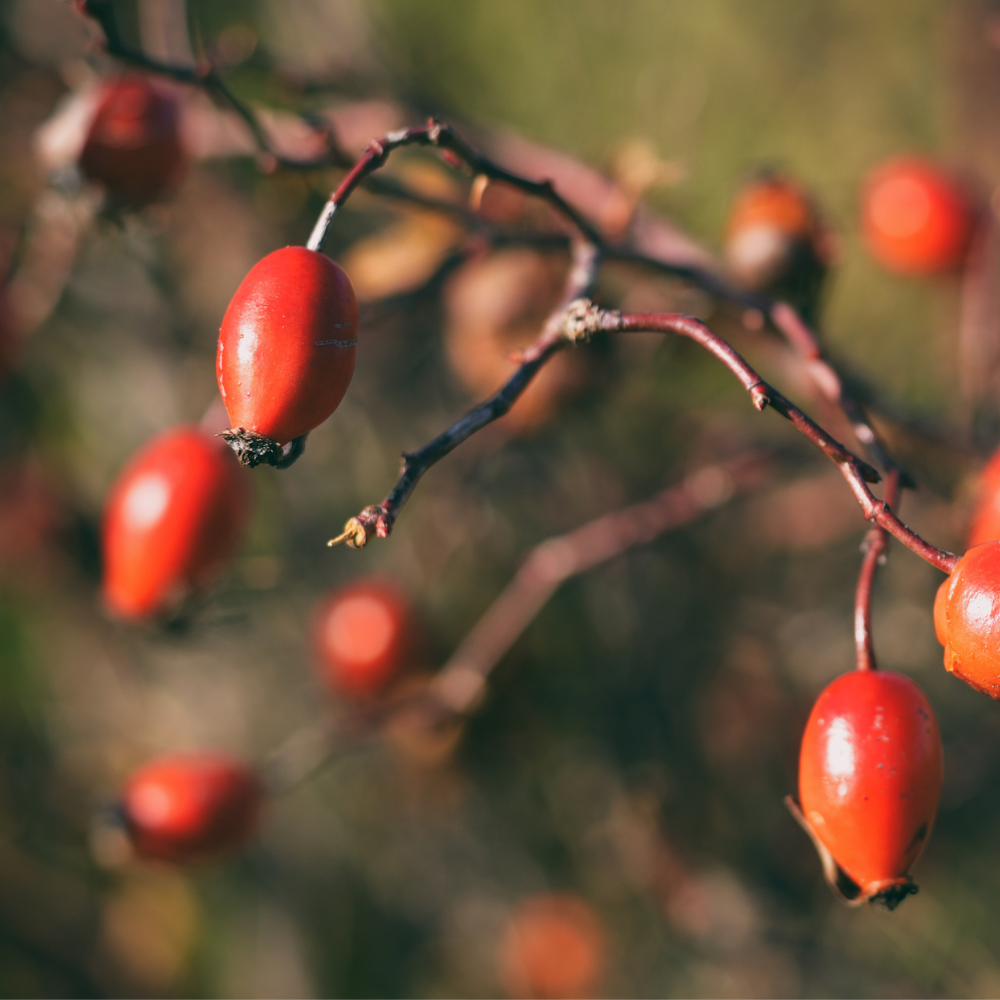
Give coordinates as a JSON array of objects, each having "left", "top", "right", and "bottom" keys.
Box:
[
  {"left": 861, "top": 157, "right": 977, "bottom": 275},
  {"left": 797, "top": 670, "right": 942, "bottom": 907},
  {"left": 79, "top": 74, "right": 186, "bottom": 205},
  {"left": 120, "top": 753, "right": 262, "bottom": 863},
  {"left": 966, "top": 448, "right": 1000, "bottom": 549},
  {"left": 216, "top": 247, "right": 358, "bottom": 466},
  {"left": 934, "top": 540, "right": 1000, "bottom": 697},
  {"left": 312, "top": 579, "right": 413, "bottom": 698},
  {"left": 724, "top": 173, "right": 830, "bottom": 311},
  {"left": 498, "top": 894, "right": 606, "bottom": 1000},
  {"left": 102, "top": 425, "right": 250, "bottom": 620}
]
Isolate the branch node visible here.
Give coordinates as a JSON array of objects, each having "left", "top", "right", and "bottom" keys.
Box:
[
  {"left": 749, "top": 382, "right": 770, "bottom": 411},
  {"left": 561, "top": 298, "right": 612, "bottom": 344}
]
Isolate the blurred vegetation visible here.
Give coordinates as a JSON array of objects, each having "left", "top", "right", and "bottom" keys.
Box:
[{"left": 1, "top": 0, "right": 1000, "bottom": 996}]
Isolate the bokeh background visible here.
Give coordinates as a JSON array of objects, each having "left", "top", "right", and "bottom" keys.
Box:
[{"left": 2, "top": 0, "right": 1000, "bottom": 996}]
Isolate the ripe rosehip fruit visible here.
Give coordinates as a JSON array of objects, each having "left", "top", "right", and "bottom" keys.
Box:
[
  {"left": 934, "top": 540, "right": 1000, "bottom": 697},
  {"left": 724, "top": 173, "right": 830, "bottom": 311},
  {"left": 861, "top": 157, "right": 977, "bottom": 275},
  {"left": 217, "top": 247, "right": 358, "bottom": 466},
  {"left": 79, "top": 74, "right": 186, "bottom": 205},
  {"left": 313, "top": 579, "right": 413, "bottom": 698},
  {"left": 120, "top": 753, "right": 262, "bottom": 863},
  {"left": 498, "top": 894, "right": 606, "bottom": 1000},
  {"left": 797, "top": 670, "right": 942, "bottom": 907},
  {"left": 966, "top": 448, "right": 1000, "bottom": 549},
  {"left": 102, "top": 426, "right": 250, "bottom": 620}
]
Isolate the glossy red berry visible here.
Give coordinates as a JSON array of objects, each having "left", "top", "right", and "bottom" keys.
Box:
[
  {"left": 934, "top": 540, "right": 1000, "bottom": 697},
  {"left": 312, "top": 579, "right": 413, "bottom": 698},
  {"left": 797, "top": 670, "right": 942, "bottom": 907},
  {"left": 861, "top": 157, "right": 976, "bottom": 275},
  {"left": 79, "top": 74, "right": 186, "bottom": 205},
  {"left": 498, "top": 894, "right": 606, "bottom": 1000},
  {"left": 121, "top": 753, "right": 262, "bottom": 863},
  {"left": 217, "top": 247, "right": 358, "bottom": 466},
  {"left": 102, "top": 425, "right": 250, "bottom": 620},
  {"left": 966, "top": 448, "right": 1000, "bottom": 549}
]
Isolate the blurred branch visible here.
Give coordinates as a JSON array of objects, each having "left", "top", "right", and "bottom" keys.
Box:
[
  {"left": 854, "top": 468, "right": 902, "bottom": 672},
  {"left": 265, "top": 451, "right": 773, "bottom": 792}
]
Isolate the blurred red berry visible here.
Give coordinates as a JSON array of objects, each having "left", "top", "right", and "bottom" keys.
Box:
[
  {"left": 102, "top": 425, "right": 250, "bottom": 620},
  {"left": 217, "top": 247, "right": 358, "bottom": 465},
  {"left": 498, "top": 893, "right": 607, "bottom": 999},
  {"left": 312, "top": 579, "right": 413, "bottom": 698},
  {"left": 121, "top": 753, "right": 262, "bottom": 863},
  {"left": 79, "top": 74, "right": 187, "bottom": 205},
  {"left": 861, "top": 157, "right": 977, "bottom": 275},
  {"left": 725, "top": 173, "right": 830, "bottom": 310},
  {"left": 966, "top": 447, "right": 1000, "bottom": 548},
  {"left": 798, "top": 670, "right": 942, "bottom": 907}
]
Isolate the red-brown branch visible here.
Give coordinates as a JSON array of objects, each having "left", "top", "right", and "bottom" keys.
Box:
[
  {"left": 854, "top": 469, "right": 902, "bottom": 672},
  {"left": 604, "top": 310, "right": 958, "bottom": 574}
]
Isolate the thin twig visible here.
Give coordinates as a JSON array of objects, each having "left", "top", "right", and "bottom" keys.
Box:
[
  {"left": 854, "top": 468, "right": 902, "bottom": 672},
  {"left": 328, "top": 244, "right": 602, "bottom": 549},
  {"left": 603, "top": 310, "right": 957, "bottom": 573}
]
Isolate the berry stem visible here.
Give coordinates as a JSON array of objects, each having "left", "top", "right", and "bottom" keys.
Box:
[{"left": 854, "top": 468, "right": 902, "bottom": 671}]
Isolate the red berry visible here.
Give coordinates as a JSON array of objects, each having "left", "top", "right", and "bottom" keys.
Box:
[
  {"left": 216, "top": 247, "right": 358, "bottom": 465},
  {"left": 725, "top": 174, "right": 828, "bottom": 289},
  {"left": 121, "top": 753, "right": 262, "bottom": 863},
  {"left": 966, "top": 448, "right": 1000, "bottom": 549},
  {"left": 861, "top": 157, "right": 976, "bottom": 275},
  {"left": 497, "top": 894, "right": 606, "bottom": 1000},
  {"left": 79, "top": 74, "right": 186, "bottom": 205},
  {"left": 102, "top": 425, "right": 250, "bottom": 620},
  {"left": 798, "top": 670, "right": 942, "bottom": 906},
  {"left": 934, "top": 540, "right": 1000, "bottom": 697},
  {"left": 312, "top": 579, "right": 413, "bottom": 698}
]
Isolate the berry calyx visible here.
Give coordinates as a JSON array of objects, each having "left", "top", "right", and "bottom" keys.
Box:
[
  {"left": 312, "top": 579, "right": 413, "bottom": 698},
  {"left": 102, "top": 425, "right": 250, "bottom": 620},
  {"left": 120, "top": 753, "right": 262, "bottom": 863},
  {"left": 216, "top": 247, "right": 359, "bottom": 466},
  {"left": 934, "top": 540, "right": 1000, "bottom": 697},
  {"left": 497, "top": 894, "right": 606, "bottom": 1000},
  {"left": 966, "top": 448, "right": 1000, "bottom": 549},
  {"left": 861, "top": 157, "right": 977, "bottom": 275},
  {"left": 79, "top": 74, "right": 187, "bottom": 205},
  {"left": 796, "top": 670, "right": 942, "bottom": 908}
]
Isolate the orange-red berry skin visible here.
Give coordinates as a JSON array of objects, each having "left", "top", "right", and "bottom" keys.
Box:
[
  {"left": 121, "top": 754, "right": 262, "bottom": 863},
  {"left": 967, "top": 449, "right": 1000, "bottom": 549},
  {"left": 102, "top": 426, "right": 250, "bottom": 620},
  {"left": 862, "top": 157, "right": 976, "bottom": 275},
  {"left": 935, "top": 541, "right": 1000, "bottom": 697},
  {"left": 79, "top": 74, "right": 186, "bottom": 205},
  {"left": 498, "top": 894, "right": 606, "bottom": 1000},
  {"left": 217, "top": 247, "right": 358, "bottom": 446},
  {"left": 798, "top": 670, "right": 942, "bottom": 899},
  {"left": 312, "top": 579, "right": 412, "bottom": 698}
]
